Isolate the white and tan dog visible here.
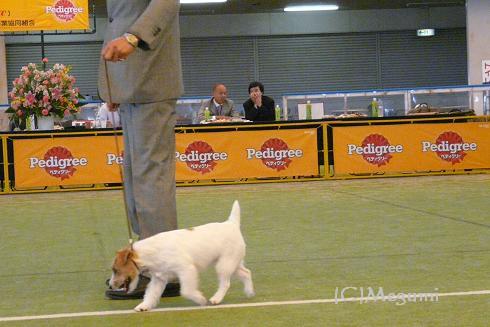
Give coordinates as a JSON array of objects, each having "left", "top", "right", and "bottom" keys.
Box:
[{"left": 109, "top": 200, "right": 255, "bottom": 312}]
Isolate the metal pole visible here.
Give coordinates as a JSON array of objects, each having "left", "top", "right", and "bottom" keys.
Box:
[
  {"left": 1, "top": 135, "right": 11, "bottom": 193},
  {"left": 41, "top": 30, "right": 46, "bottom": 69}
]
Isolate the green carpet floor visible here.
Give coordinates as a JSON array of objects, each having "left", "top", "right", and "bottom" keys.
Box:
[{"left": 0, "top": 175, "right": 489, "bottom": 326}]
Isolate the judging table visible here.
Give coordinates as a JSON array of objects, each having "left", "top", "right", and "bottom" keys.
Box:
[{"left": 1, "top": 114, "right": 489, "bottom": 194}]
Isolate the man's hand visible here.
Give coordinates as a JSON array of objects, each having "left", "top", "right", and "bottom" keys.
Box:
[
  {"left": 102, "top": 37, "right": 136, "bottom": 62},
  {"left": 251, "top": 93, "right": 262, "bottom": 108},
  {"left": 250, "top": 88, "right": 263, "bottom": 108}
]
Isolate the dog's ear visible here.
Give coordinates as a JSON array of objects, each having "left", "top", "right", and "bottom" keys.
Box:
[{"left": 115, "top": 247, "right": 134, "bottom": 266}]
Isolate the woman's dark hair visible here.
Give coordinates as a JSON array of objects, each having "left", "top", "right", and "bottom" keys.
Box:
[{"left": 248, "top": 81, "right": 264, "bottom": 94}]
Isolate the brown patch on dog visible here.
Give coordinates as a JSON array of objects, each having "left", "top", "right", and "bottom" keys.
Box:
[{"left": 111, "top": 247, "right": 139, "bottom": 289}]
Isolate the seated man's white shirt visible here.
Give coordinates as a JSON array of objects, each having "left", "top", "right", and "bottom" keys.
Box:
[{"left": 97, "top": 103, "right": 121, "bottom": 127}]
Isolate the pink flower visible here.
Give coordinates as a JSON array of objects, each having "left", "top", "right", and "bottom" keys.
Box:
[
  {"left": 11, "top": 60, "right": 82, "bottom": 120},
  {"left": 51, "top": 88, "right": 62, "bottom": 100},
  {"left": 25, "top": 92, "right": 36, "bottom": 105}
]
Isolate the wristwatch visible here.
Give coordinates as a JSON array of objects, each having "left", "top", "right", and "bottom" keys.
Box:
[{"left": 123, "top": 33, "right": 139, "bottom": 48}]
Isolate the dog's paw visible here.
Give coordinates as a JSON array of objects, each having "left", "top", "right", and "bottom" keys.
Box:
[
  {"left": 245, "top": 287, "right": 255, "bottom": 298},
  {"left": 134, "top": 302, "right": 153, "bottom": 312},
  {"left": 197, "top": 297, "right": 208, "bottom": 306},
  {"left": 209, "top": 296, "right": 222, "bottom": 305}
]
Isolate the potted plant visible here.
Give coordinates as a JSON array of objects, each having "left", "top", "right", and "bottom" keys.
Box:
[{"left": 6, "top": 58, "right": 84, "bottom": 130}]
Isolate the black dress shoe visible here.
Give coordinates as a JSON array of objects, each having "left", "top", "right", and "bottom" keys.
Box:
[{"left": 105, "top": 275, "right": 180, "bottom": 300}]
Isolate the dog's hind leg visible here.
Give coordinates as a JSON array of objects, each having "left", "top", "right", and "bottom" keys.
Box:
[
  {"left": 235, "top": 261, "right": 255, "bottom": 298},
  {"left": 134, "top": 277, "right": 167, "bottom": 312},
  {"left": 179, "top": 266, "right": 207, "bottom": 306}
]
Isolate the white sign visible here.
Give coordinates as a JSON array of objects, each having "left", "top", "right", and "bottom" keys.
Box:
[
  {"left": 0, "top": 108, "right": 9, "bottom": 131},
  {"left": 416, "top": 29, "right": 435, "bottom": 37},
  {"left": 482, "top": 60, "right": 490, "bottom": 83}
]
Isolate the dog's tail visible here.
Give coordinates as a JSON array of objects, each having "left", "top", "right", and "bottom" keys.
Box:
[{"left": 227, "top": 200, "right": 241, "bottom": 226}]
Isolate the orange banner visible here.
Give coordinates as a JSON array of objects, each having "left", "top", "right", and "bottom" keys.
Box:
[
  {"left": 13, "top": 129, "right": 319, "bottom": 187},
  {"left": 333, "top": 122, "right": 490, "bottom": 174},
  {"left": 0, "top": 0, "right": 89, "bottom": 32},
  {"left": 14, "top": 135, "right": 123, "bottom": 187},
  {"left": 176, "top": 129, "right": 319, "bottom": 181}
]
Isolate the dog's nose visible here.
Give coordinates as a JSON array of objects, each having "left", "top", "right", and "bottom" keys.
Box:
[{"left": 106, "top": 278, "right": 116, "bottom": 289}]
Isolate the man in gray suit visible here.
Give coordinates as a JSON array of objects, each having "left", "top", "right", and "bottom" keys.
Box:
[
  {"left": 98, "top": 0, "right": 182, "bottom": 299},
  {"left": 197, "top": 83, "right": 240, "bottom": 122}
]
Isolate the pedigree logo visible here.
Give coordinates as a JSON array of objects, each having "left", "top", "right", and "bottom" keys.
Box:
[
  {"left": 247, "top": 138, "right": 303, "bottom": 171},
  {"left": 176, "top": 141, "right": 228, "bottom": 174},
  {"left": 46, "top": 0, "right": 84, "bottom": 22},
  {"left": 421, "top": 131, "right": 477, "bottom": 165},
  {"left": 29, "top": 146, "right": 88, "bottom": 180},
  {"left": 107, "top": 152, "right": 124, "bottom": 165},
  {"left": 347, "top": 134, "right": 403, "bottom": 167}
]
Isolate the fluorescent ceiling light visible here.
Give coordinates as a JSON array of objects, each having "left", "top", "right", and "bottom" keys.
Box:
[
  {"left": 284, "top": 4, "right": 339, "bottom": 12},
  {"left": 180, "top": 0, "right": 227, "bottom": 3}
]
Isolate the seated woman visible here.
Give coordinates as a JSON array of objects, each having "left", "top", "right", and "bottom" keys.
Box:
[{"left": 243, "top": 81, "right": 275, "bottom": 122}]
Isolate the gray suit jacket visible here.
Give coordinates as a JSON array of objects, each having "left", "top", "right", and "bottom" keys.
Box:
[
  {"left": 197, "top": 98, "right": 239, "bottom": 121},
  {"left": 98, "top": 0, "right": 184, "bottom": 104}
]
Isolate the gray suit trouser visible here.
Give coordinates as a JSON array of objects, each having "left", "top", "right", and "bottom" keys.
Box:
[{"left": 119, "top": 101, "right": 178, "bottom": 239}]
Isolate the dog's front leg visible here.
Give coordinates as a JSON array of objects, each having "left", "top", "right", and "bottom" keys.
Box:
[
  {"left": 178, "top": 266, "right": 207, "bottom": 306},
  {"left": 134, "top": 277, "right": 167, "bottom": 312}
]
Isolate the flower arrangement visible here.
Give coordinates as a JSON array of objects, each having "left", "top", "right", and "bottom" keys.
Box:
[{"left": 6, "top": 58, "right": 84, "bottom": 126}]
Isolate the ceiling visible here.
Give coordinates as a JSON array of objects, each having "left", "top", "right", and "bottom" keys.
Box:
[{"left": 93, "top": 0, "right": 465, "bottom": 17}]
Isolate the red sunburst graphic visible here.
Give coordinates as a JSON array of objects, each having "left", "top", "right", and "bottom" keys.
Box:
[
  {"left": 260, "top": 138, "right": 292, "bottom": 171},
  {"left": 184, "top": 141, "right": 218, "bottom": 174},
  {"left": 435, "top": 131, "right": 466, "bottom": 165},
  {"left": 361, "top": 134, "right": 393, "bottom": 167},
  {"left": 52, "top": 0, "right": 77, "bottom": 22},
  {"left": 43, "top": 146, "right": 77, "bottom": 180}
]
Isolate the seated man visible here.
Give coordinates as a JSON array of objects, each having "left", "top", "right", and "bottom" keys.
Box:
[
  {"left": 96, "top": 103, "right": 121, "bottom": 128},
  {"left": 197, "top": 83, "right": 239, "bottom": 122},
  {"left": 243, "top": 81, "right": 275, "bottom": 122}
]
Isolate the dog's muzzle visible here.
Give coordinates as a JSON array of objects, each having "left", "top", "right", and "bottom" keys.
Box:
[{"left": 109, "top": 277, "right": 132, "bottom": 291}]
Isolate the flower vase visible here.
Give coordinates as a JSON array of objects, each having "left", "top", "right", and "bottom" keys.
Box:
[
  {"left": 25, "top": 115, "right": 34, "bottom": 131},
  {"left": 35, "top": 115, "right": 55, "bottom": 130}
]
